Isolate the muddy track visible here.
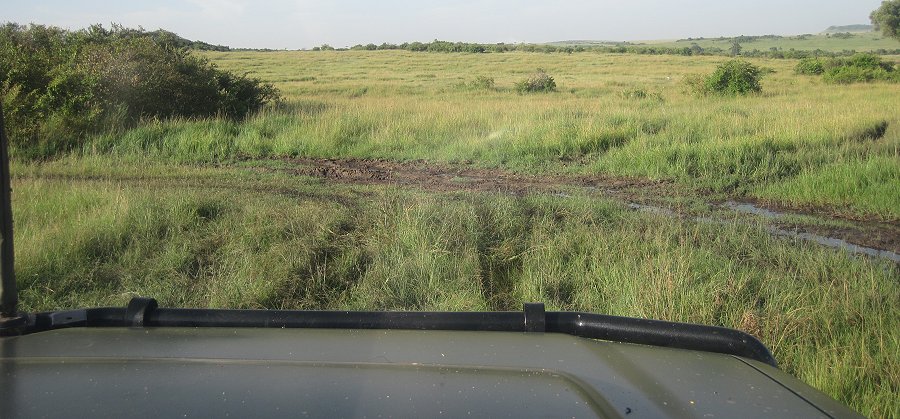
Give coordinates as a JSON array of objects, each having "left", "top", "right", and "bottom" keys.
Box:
[
  {"left": 283, "top": 157, "right": 672, "bottom": 195},
  {"left": 269, "top": 157, "right": 900, "bottom": 260}
]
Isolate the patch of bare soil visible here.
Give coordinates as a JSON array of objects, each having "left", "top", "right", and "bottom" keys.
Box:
[
  {"left": 282, "top": 157, "right": 671, "bottom": 195},
  {"left": 265, "top": 157, "right": 900, "bottom": 258}
]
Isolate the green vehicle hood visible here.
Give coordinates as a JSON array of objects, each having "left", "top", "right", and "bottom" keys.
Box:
[{"left": 0, "top": 327, "right": 860, "bottom": 418}]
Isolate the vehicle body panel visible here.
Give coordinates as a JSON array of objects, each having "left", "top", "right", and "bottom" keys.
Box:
[{"left": 0, "top": 328, "right": 860, "bottom": 418}]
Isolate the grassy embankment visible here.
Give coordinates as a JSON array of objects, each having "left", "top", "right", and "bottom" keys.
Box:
[{"left": 10, "top": 50, "right": 900, "bottom": 416}]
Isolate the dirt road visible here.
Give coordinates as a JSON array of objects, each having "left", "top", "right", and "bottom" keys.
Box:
[{"left": 272, "top": 157, "right": 900, "bottom": 261}]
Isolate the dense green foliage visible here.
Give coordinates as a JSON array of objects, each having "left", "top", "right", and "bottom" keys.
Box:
[
  {"left": 871, "top": 0, "right": 900, "bottom": 40},
  {"left": 823, "top": 53, "right": 898, "bottom": 84},
  {"left": 794, "top": 53, "right": 899, "bottom": 83},
  {"left": 795, "top": 58, "right": 826, "bottom": 75},
  {"left": 141, "top": 28, "right": 231, "bottom": 51},
  {"left": 688, "top": 60, "right": 763, "bottom": 95},
  {"left": 0, "top": 23, "right": 279, "bottom": 159},
  {"left": 514, "top": 69, "right": 556, "bottom": 93}
]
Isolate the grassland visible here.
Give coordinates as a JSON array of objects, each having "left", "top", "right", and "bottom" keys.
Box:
[
  {"left": 69, "top": 51, "right": 899, "bottom": 220},
  {"left": 9, "top": 49, "right": 900, "bottom": 416}
]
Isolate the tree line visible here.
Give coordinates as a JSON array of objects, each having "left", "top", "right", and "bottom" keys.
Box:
[{"left": 308, "top": 40, "right": 900, "bottom": 59}]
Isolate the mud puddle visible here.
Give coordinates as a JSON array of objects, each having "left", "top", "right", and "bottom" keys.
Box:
[
  {"left": 630, "top": 201, "right": 900, "bottom": 263},
  {"left": 768, "top": 227, "right": 900, "bottom": 263},
  {"left": 721, "top": 201, "right": 900, "bottom": 260},
  {"left": 261, "top": 157, "right": 899, "bottom": 264}
]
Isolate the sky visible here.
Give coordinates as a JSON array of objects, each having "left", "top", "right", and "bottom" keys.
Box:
[{"left": 3, "top": 0, "right": 885, "bottom": 50}]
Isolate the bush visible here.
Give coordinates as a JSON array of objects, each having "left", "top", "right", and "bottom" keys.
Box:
[
  {"left": 844, "top": 53, "right": 894, "bottom": 70},
  {"left": 823, "top": 66, "right": 890, "bottom": 84},
  {"left": 688, "top": 60, "right": 763, "bottom": 96},
  {"left": 469, "top": 76, "right": 495, "bottom": 90},
  {"left": 682, "top": 74, "right": 704, "bottom": 94},
  {"left": 619, "top": 88, "right": 663, "bottom": 101},
  {"left": 795, "top": 58, "right": 825, "bottom": 75},
  {"left": 515, "top": 69, "right": 556, "bottom": 93},
  {"left": 0, "top": 23, "right": 280, "bottom": 159},
  {"left": 819, "top": 53, "right": 898, "bottom": 84}
]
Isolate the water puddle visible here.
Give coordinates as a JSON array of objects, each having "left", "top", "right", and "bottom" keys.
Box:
[
  {"left": 625, "top": 200, "right": 900, "bottom": 264},
  {"left": 627, "top": 203, "right": 676, "bottom": 217},
  {"left": 723, "top": 201, "right": 783, "bottom": 219},
  {"left": 768, "top": 227, "right": 900, "bottom": 263}
]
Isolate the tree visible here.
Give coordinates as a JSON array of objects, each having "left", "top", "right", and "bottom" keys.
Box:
[
  {"left": 871, "top": 0, "right": 900, "bottom": 41},
  {"left": 689, "top": 43, "right": 704, "bottom": 55},
  {"left": 730, "top": 41, "right": 742, "bottom": 56}
]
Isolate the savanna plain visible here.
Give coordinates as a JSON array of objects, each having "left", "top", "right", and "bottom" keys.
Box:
[{"left": 12, "top": 50, "right": 899, "bottom": 416}]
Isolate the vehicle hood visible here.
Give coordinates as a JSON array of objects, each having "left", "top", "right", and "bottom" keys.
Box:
[{"left": 0, "top": 327, "right": 858, "bottom": 418}]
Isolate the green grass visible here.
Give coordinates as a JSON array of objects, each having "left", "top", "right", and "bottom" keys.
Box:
[
  {"left": 11, "top": 159, "right": 899, "bottom": 417},
  {"left": 9, "top": 49, "right": 900, "bottom": 416},
  {"left": 755, "top": 156, "right": 900, "bottom": 218},
  {"left": 59, "top": 51, "right": 899, "bottom": 219}
]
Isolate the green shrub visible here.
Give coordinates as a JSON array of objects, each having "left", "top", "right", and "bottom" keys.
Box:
[
  {"left": 688, "top": 60, "right": 763, "bottom": 96},
  {"left": 809, "top": 53, "right": 899, "bottom": 84},
  {"left": 0, "top": 23, "right": 280, "bottom": 159},
  {"left": 620, "top": 88, "right": 648, "bottom": 99},
  {"left": 820, "top": 54, "right": 896, "bottom": 84},
  {"left": 844, "top": 53, "right": 894, "bottom": 71},
  {"left": 619, "top": 88, "right": 663, "bottom": 101},
  {"left": 682, "top": 74, "right": 708, "bottom": 95},
  {"left": 515, "top": 69, "right": 557, "bottom": 93},
  {"left": 823, "top": 66, "right": 885, "bottom": 84},
  {"left": 795, "top": 58, "right": 825, "bottom": 75},
  {"left": 469, "top": 76, "right": 495, "bottom": 90}
]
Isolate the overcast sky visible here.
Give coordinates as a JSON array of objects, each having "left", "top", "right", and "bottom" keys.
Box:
[{"left": 3, "top": 0, "right": 885, "bottom": 49}]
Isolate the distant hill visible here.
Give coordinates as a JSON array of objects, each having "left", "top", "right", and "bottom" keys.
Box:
[{"left": 823, "top": 24, "right": 873, "bottom": 33}]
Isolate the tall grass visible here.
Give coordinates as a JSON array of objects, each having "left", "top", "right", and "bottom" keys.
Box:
[
  {"left": 9, "top": 50, "right": 900, "bottom": 416},
  {"left": 754, "top": 156, "right": 900, "bottom": 218},
  {"left": 11, "top": 162, "right": 899, "bottom": 417},
  {"left": 62, "top": 51, "right": 900, "bottom": 219}
]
